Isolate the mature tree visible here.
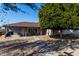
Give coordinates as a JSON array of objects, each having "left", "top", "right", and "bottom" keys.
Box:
[{"left": 39, "top": 3, "right": 79, "bottom": 37}]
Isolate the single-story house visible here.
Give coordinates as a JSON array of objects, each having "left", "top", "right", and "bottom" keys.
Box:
[
  {"left": 3, "top": 22, "right": 46, "bottom": 36},
  {"left": 2, "top": 22, "right": 79, "bottom": 36}
]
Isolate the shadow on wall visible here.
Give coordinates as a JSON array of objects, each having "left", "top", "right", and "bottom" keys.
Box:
[
  {"left": 48, "top": 29, "right": 79, "bottom": 39},
  {"left": 57, "top": 29, "right": 79, "bottom": 35}
]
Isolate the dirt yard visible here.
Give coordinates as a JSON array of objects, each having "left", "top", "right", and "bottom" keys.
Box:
[
  {"left": 0, "top": 35, "right": 52, "bottom": 42},
  {"left": 0, "top": 35, "right": 79, "bottom": 56}
]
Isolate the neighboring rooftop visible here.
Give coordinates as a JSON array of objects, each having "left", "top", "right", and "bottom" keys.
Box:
[{"left": 3, "top": 22, "right": 40, "bottom": 28}]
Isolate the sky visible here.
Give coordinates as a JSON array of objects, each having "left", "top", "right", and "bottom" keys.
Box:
[{"left": 0, "top": 3, "right": 43, "bottom": 26}]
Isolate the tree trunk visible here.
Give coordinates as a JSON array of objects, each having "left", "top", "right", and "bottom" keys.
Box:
[
  {"left": 40, "top": 30, "right": 42, "bottom": 35},
  {"left": 60, "top": 30, "right": 63, "bottom": 38},
  {"left": 52, "top": 29, "right": 55, "bottom": 35}
]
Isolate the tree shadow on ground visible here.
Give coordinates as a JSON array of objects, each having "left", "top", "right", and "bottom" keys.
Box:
[{"left": 0, "top": 39, "right": 79, "bottom": 56}]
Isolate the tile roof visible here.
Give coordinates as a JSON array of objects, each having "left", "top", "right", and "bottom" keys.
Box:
[{"left": 4, "top": 22, "right": 40, "bottom": 28}]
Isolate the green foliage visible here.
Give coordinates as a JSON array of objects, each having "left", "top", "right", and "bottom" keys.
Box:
[{"left": 39, "top": 4, "right": 79, "bottom": 30}]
